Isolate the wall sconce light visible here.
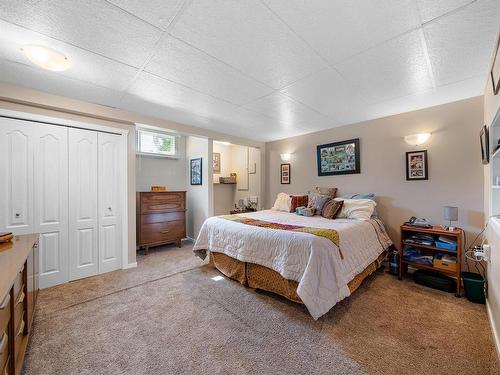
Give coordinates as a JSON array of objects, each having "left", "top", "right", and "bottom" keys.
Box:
[
  {"left": 280, "top": 153, "right": 291, "bottom": 162},
  {"left": 404, "top": 133, "right": 431, "bottom": 146}
]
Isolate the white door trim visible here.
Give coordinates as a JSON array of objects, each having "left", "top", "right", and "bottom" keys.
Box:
[{"left": 0, "top": 108, "right": 130, "bottom": 271}]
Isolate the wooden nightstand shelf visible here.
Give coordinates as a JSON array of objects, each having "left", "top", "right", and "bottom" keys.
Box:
[{"left": 399, "top": 225, "right": 463, "bottom": 296}]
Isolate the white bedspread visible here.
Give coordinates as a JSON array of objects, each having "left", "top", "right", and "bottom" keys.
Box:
[{"left": 193, "top": 210, "right": 392, "bottom": 319}]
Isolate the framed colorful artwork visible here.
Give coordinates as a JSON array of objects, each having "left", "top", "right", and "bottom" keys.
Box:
[
  {"left": 316, "top": 138, "right": 360, "bottom": 176},
  {"left": 406, "top": 150, "right": 428, "bottom": 181},
  {"left": 280, "top": 163, "right": 290, "bottom": 184},
  {"left": 190, "top": 158, "right": 202, "bottom": 185}
]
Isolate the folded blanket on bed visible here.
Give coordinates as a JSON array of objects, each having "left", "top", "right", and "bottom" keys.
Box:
[{"left": 220, "top": 215, "right": 342, "bottom": 258}]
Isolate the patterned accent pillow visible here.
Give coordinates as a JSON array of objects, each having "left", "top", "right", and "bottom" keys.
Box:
[
  {"left": 315, "top": 187, "right": 337, "bottom": 197},
  {"left": 307, "top": 192, "right": 331, "bottom": 215},
  {"left": 290, "top": 195, "right": 308, "bottom": 212},
  {"left": 321, "top": 199, "right": 344, "bottom": 219}
]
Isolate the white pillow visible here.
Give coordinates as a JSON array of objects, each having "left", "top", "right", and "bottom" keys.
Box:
[
  {"left": 272, "top": 192, "right": 292, "bottom": 212},
  {"left": 334, "top": 198, "right": 376, "bottom": 221}
]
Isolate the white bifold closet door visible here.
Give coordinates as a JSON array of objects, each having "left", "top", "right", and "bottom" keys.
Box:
[
  {"left": 0, "top": 118, "right": 69, "bottom": 288},
  {"left": 69, "top": 128, "right": 99, "bottom": 280},
  {"left": 97, "top": 132, "right": 122, "bottom": 274}
]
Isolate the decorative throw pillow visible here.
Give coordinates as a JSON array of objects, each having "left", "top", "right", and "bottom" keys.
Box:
[
  {"left": 321, "top": 199, "right": 344, "bottom": 219},
  {"left": 307, "top": 192, "right": 331, "bottom": 215},
  {"left": 272, "top": 192, "right": 292, "bottom": 212},
  {"left": 339, "top": 192, "right": 375, "bottom": 200},
  {"left": 290, "top": 195, "right": 308, "bottom": 212},
  {"left": 315, "top": 187, "right": 337, "bottom": 197},
  {"left": 334, "top": 198, "right": 376, "bottom": 221}
]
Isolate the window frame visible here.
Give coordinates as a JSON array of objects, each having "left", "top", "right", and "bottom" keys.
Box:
[{"left": 135, "top": 128, "right": 179, "bottom": 159}]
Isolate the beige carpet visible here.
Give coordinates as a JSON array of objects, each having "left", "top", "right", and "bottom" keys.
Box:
[{"left": 23, "top": 243, "right": 499, "bottom": 374}]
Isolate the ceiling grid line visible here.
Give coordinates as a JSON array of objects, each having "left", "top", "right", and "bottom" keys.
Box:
[{"left": 118, "top": 0, "right": 194, "bottom": 101}]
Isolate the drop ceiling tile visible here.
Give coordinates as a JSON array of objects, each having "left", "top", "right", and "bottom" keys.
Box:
[
  {"left": 243, "top": 92, "right": 332, "bottom": 128},
  {"left": 333, "top": 74, "right": 484, "bottom": 127},
  {"left": 262, "top": 0, "right": 421, "bottom": 64},
  {"left": 145, "top": 36, "right": 273, "bottom": 105},
  {"left": 0, "top": 0, "right": 162, "bottom": 67},
  {"left": 0, "top": 59, "right": 123, "bottom": 108},
  {"left": 105, "top": 0, "right": 185, "bottom": 30},
  {"left": 335, "top": 30, "right": 433, "bottom": 102},
  {"left": 423, "top": 0, "right": 500, "bottom": 87},
  {"left": 125, "top": 71, "right": 241, "bottom": 121},
  {"left": 171, "top": 0, "right": 327, "bottom": 89},
  {"left": 416, "top": 0, "right": 473, "bottom": 23},
  {"left": 280, "top": 67, "right": 371, "bottom": 119},
  {"left": 0, "top": 21, "right": 138, "bottom": 91}
]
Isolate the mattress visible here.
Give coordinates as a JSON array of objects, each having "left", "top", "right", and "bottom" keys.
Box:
[{"left": 194, "top": 210, "right": 392, "bottom": 319}]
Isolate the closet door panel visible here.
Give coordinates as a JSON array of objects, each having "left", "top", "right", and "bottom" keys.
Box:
[
  {"left": 69, "top": 128, "right": 98, "bottom": 280},
  {"left": 0, "top": 118, "right": 35, "bottom": 234},
  {"left": 98, "top": 133, "right": 122, "bottom": 273},
  {"left": 34, "top": 124, "right": 69, "bottom": 288}
]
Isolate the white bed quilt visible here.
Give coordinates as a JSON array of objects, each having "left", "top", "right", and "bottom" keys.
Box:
[{"left": 193, "top": 210, "right": 392, "bottom": 319}]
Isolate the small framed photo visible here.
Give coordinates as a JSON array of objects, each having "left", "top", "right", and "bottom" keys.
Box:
[
  {"left": 280, "top": 163, "right": 290, "bottom": 184},
  {"left": 317, "top": 138, "right": 360, "bottom": 176},
  {"left": 406, "top": 150, "right": 428, "bottom": 181},
  {"left": 190, "top": 158, "right": 202, "bottom": 185},
  {"left": 491, "top": 33, "right": 500, "bottom": 95},
  {"left": 213, "top": 152, "right": 221, "bottom": 173}
]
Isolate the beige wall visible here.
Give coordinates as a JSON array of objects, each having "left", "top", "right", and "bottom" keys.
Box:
[
  {"left": 186, "top": 136, "right": 213, "bottom": 239},
  {"left": 136, "top": 135, "right": 187, "bottom": 192},
  {"left": 265, "top": 97, "right": 484, "bottom": 247}
]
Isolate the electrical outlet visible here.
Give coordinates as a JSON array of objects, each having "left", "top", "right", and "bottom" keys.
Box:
[{"left": 483, "top": 244, "right": 491, "bottom": 262}]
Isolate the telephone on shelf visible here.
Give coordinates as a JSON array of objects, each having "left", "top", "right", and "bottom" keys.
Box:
[{"left": 405, "top": 216, "right": 432, "bottom": 228}]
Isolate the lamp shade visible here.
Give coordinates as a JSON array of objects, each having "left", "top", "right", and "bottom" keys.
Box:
[{"left": 443, "top": 206, "right": 458, "bottom": 222}]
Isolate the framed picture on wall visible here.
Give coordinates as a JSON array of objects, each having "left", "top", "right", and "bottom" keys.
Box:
[
  {"left": 280, "top": 163, "right": 290, "bottom": 184},
  {"left": 406, "top": 150, "right": 428, "bottom": 181},
  {"left": 480, "top": 125, "right": 489, "bottom": 165},
  {"left": 490, "top": 33, "right": 500, "bottom": 95},
  {"left": 317, "top": 138, "right": 360, "bottom": 176},
  {"left": 213, "top": 152, "right": 221, "bottom": 173},
  {"left": 190, "top": 158, "right": 202, "bottom": 185}
]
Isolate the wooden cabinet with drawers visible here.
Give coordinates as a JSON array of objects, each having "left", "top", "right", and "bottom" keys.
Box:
[
  {"left": 136, "top": 192, "right": 186, "bottom": 254},
  {"left": 0, "top": 234, "right": 39, "bottom": 375}
]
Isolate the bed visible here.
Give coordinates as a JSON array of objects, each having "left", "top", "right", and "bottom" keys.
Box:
[{"left": 193, "top": 210, "right": 392, "bottom": 319}]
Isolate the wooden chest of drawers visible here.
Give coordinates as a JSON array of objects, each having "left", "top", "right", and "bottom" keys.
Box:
[
  {"left": 0, "top": 234, "right": 39, "bottom": 375},
  {"left": 136, "top": 192, "right": 186, "bottom": 254}
]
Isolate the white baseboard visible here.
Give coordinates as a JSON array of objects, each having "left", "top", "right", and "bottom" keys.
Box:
[
  {"left": 486, "top": 300, "right": 500, "bottom": 361},
  {"left": 123, "top": 262, "right": 137, "bottom": 269}
]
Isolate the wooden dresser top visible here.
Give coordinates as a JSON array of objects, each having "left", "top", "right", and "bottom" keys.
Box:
[{"left": 0, "top": 233, "right": 39, "bottom": 299}]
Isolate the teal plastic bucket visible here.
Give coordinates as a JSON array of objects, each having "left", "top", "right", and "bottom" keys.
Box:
[{"left": 462, "top": 272, "right": 485, "bottom": 304}]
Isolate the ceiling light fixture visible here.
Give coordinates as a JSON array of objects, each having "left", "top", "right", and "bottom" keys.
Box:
[
  {"left": 21, "top": 45, "right": 71, "bottom": 72},
  {"left": 404, "top": 133, "right": 431, "bottom": 146}
]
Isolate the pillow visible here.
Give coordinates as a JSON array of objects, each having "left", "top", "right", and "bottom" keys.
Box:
[
  {"left": 321, "top": 199, "right": 344, "bottom": 219},
  {"left": 339, "top": 192, "right": 375, "bottom": 200},
  {"left": 315, "top": 187, "right": 337, "bottom": 197},
  {"left": 290, "top": 195, "right": 308, "bottom": 212},
  {"left": 272, "top": 193, "right": 292, "bottom": 212},
  {"left": 334, "top": 198, "right": 376, "bottom": 221},
  {"left": 307, "top": 192, "right": 331, "bottom": 215}
]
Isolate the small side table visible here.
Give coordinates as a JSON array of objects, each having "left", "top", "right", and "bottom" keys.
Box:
[{"left": 399, "top": 224, "right": 463, "bottom": 297}]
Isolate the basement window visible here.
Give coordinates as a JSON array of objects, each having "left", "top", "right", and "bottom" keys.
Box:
[{"left": 136, "top": 129, "right": 178, "bottom": 157}]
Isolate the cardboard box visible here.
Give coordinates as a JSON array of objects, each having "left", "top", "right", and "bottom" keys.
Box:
[{"left": 433, "top": 258, "right": 457, "bottom": 272}]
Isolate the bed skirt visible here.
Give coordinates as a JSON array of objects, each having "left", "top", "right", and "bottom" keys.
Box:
[{"left": 209, "top": 251, "right": 387, "bottom": 304}]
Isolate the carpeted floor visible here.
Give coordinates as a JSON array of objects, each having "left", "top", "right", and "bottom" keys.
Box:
[{"left": 23, "top": 242, "right": 499, "bottom": 374}]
